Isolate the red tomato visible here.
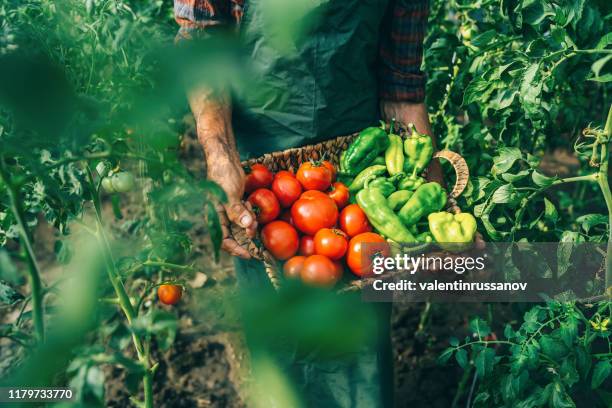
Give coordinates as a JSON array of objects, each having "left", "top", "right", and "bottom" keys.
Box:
[
  {"left": 247, "top": 188, "right": 280, "bottom": 224},
  {"left": 296, "top": 162, "right": 332, "bottom": 191},
  {"left": 283, "top": 255, "right": 306, "bottom": 279},
  {"left": 245, "top": 164, "right": 273, "bottom": 194},
  {"left": 346, "top": 232, "right": 389, "bottom": 277},
  {"left": 291, "top": 191, "right": 338, "bottom": 235},
  {"left": 327, "top": 182, "right": 350, "bottom": 209},
  {"left": 314, "top": 228, "right": 348, "bottom": 260},
  {"left": 299, "top": 235, "right": 315, "bottom": 256},
  {"left": 272, "top": 173, "right": 303, "bottom": 208},
  {"left": 321, "top": 160, "right": 336, "bottom": 182},
  {"left": 279, "top": 209, "right": 294, "bottom": 225},
  {"left": 261, "top": 221, "right": 299, "bottom": 260},
  {"left": 158, "top": 284, "right": 183, "bottom": 305},
  {"left": 339, "top": 204, "right": 372, "bottom": 237},
  {"left": 301, "top": 255, "right": 342, "bottom": 288},
  {"left": 275, "top": 170, "right": 295, "bottom": 178}
]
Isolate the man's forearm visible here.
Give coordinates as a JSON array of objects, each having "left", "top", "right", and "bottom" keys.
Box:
[{"left": 188, "top": 87, "right": 240, "bottom": 165}]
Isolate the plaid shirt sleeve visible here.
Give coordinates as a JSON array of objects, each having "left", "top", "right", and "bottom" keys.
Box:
[
  {"left": 174, "top": 0, "right": 243, "bottom": 41},
  {"left": 379, "top": 0, "right": 429, "bottom": 103}
]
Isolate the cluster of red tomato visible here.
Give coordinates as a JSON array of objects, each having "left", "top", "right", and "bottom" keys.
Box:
[{"left": 244, "top": 161, "right": 386, "bottom": 288}]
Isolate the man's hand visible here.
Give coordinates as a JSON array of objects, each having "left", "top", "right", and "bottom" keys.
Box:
[
  {"left": 380, "top": 101, "right": 444, "bottom": 185},
  {"left": 189, "top": 87, "right": 256, "bottom": 259}
]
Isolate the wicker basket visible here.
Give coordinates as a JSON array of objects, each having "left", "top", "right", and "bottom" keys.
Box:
[{"left": 230, "top": 129, "right": 470, "bottom": 292}]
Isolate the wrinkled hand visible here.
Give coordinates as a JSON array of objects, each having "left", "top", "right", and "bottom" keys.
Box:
[{"left": 208, "top": 157, "right": 258, "bottom": 259}]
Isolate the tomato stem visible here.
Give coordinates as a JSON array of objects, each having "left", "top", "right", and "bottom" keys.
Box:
[
  {"left": 0, "top": 159, "right": 45, "bottom": 343},
  {"left": 85, "top": 165, "right": 154, "bottom": 408},
  {"left": 599, "top": 104, "right": 612, "bottom": 295}
]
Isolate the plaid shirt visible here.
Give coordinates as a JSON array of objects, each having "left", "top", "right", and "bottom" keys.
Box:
[{"left": 174, "top": 0, "right": 427, "bottom": 102}]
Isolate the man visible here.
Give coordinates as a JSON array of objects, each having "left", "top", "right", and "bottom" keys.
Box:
[{"left": 175, "top": 0, "right": 441, "bottom": 406}]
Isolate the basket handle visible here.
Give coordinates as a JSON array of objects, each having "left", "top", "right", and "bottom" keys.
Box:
[{"left": 433, "top": 150, "right": 469, "bottom": 199}]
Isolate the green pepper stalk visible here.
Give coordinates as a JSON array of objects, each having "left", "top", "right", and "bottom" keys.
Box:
[
  {"left": 428, "top": 212, "right": 477, "bottom": 252},
  {"left": 385, "top": 119, "right": 405, "bottom": 176},
  {"left": 404, "top": 123, "right": 434, "bottom": 178},
  {"left": 398, "top": 182, "right": 447, "bottom": 226},
  {"left": 341, "top": 127, "right": 390, "bottom": 176},
  {"left": 356, "top": 188, "right": 416, "bottom": 243}
]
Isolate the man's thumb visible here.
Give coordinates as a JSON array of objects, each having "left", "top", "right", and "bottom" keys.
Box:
[{"left": 225, "top": 201, "right": 255, "bottom": 228}]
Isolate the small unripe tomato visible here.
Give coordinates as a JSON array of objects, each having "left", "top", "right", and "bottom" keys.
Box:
[
  {"left": 158, "top": 284, "right": 183, "bottom": 305},
  {"left": 103, "top": 171, "right": 135, "bottom": 193}
]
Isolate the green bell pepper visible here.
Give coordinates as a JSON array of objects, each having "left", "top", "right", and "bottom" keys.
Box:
[
  {"left": 341, "top": 127, "right": 390, "bottom": 175},
  {"left": 404, "top": 123, "right": 433, "bottom": 177},
  {"left": 384, "top": 120, "right": 404, "bottom": 176},
  {"left": 398, "top": 182, "right": 447, "bottom": 226},
  {"left": 372, "top": 156, "right": 386, "bottom": 166},
  {"left": 387, "top": 190, "right": 413, "bottom": 211},
  {"left": 398, "top": 175, "right": 425, "bottom": 191},
  {"left": 367, "top": 177, "right": 396, "bottom": 198},
  {"left": 356, "top": 188, "right": 416, "bottom": 243},
  {"left": 348, "top": 164, "right": 387, "bottom": 193},
  {"left": 428, "top": 212, "right": 477, "bottom": 252}
]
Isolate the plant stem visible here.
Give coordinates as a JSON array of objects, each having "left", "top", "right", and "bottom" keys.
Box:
[
  {"left": 0, "top": 161, "right": 45, "bottom": 342},
  {"left": 85, "top": 166, "right": 154, "bottom": 408},
  {"left": 599, "top": 104, "right": 612, "bottom": 294}
]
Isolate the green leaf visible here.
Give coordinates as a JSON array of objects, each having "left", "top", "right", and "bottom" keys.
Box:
[
  {"left": 592, "top": 361, "right": 611, "bottom": 389},
  {"left": 0, "top": 250, "right": 20, "bottom": 284},
  {"left": 575, "top": 346, "right": 592, "bottom": 380},
  {"left": 438, "top": 347, "right": 454, "bottom": 364},
  {"left": 596, "top": 32, "right": 612, "bottom": 50},
  {"left": 492, "top": 147, "right": 522, "bottom": 174},
  {"left": 205, "top": 201, "right": 223, "bottom": 263},
  {"left": 492, "top": 184, "right": 517, "bottom": 204},
  {"left": 449, "top": 337, "right": 459, "bottom": 347},
  {"left": 520, "top": 63, "right": 542, "bottom": 104},
  {"left": 532, "top": 170, "right": 557, "bottom": 187},
  {"left": 471, "top": 29, "right": 497, "bottom": 48},
  {"left": 470, "top": 317, "right": 491, "bottom": 338},
  {"left": 592, "top": 55, "right": 612, "bottom": 78},
  {"left": 456, "top": 348, "right": 469, "bottom": 368},
  {"left": 0, "top": 280, "right": 24, "bottom": 305},
  {"left": 475, "top": 348, "right": 496, "bottom": 378},
  {"left": 543, "top": 198, "right": 558, "bottom": 223},
  {"left": 522, "top": 0, "right": 553, "bottom": 25},
  {"left": 551, "top": 382, "right": 575, "bottom": 408},
  {"left": 541, "top": 335, "right": 569, "bottom": 360},
  {"left": 575, "top": 214, "right": 608, "bottom": 233},
  {"left": 589, "top": 73, "right": 612, "bottom": 83},
  {"left": 502, "top": 170, "right": 530, "bottom": 183}
]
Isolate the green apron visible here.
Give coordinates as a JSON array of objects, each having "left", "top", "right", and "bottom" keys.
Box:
[
  {"left": 233, "top": 0, "right": 393, "bottom": 407},
  {"left": 233, "top": 0, "right": 389, "bottom": 158}
]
